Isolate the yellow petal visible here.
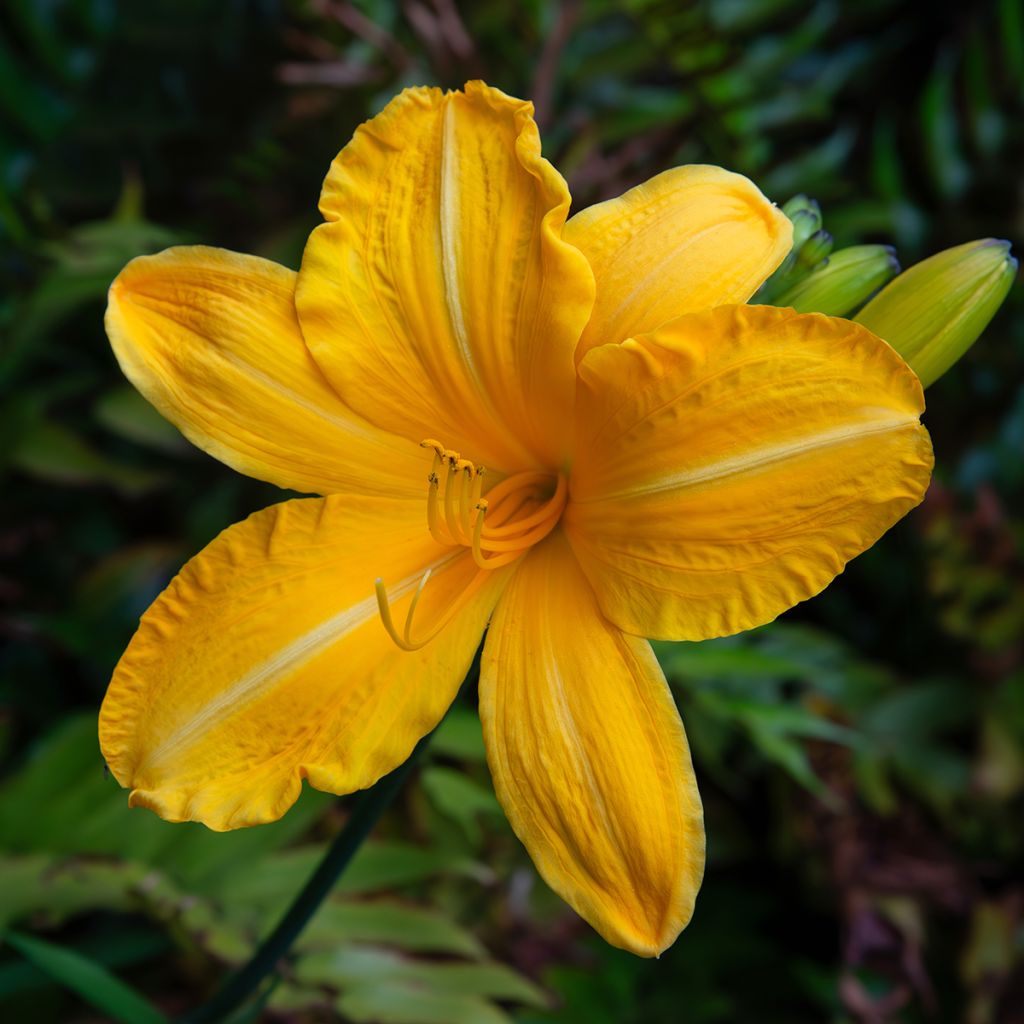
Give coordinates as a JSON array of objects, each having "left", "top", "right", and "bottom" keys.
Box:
[
  {"left": 565, "top": 304, "right": 933, "bottom": 641},
  {"left": 564, "top": 165, "right": 792, "bottom": 360},
  {"left": 480, "top": 532, "right": 704, "bottom": 957},
  {"left": 296, "top": 82, "right": 594, "bottom": 472},
  {"left": 99, "top": 497, "right": 507, "bottom": 830},
  {"left": 107, "top": 246, "right": 423, "bottom": 497}
]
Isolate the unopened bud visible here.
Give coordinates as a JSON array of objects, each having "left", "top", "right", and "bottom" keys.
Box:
[
  {"left": 781, "top": 194, "right": 823, "bottom": 253},
  {"left": 755, "top": 195, "right": 826, "bottom": 303},
  {"left": 775, "top": 245, "right": 900, "bottom": 316},
  {"left": 855, "top": 239, "right": 1017, "bottom": 387},
  {"left": 795, "top": 229, "right": 834, "bottom": 272}
]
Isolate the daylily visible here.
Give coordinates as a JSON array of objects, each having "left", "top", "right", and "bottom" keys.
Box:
[{"left": 100, "top": 82, "right": 933, "bottom": 956}]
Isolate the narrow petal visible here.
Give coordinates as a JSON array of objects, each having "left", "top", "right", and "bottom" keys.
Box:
[
  {"left": 296, "top": 81, "right": 595, "bottom": 471},
  {"left": 566, "top": 304, "right": 933, "bottom": 641},
  {"left": 107, "top": 246, "right": 423, "bottom": 497},
  {"left": 100, "top": 497, "right": 507, "bottom": 830},
  {"left": 564, "top": 165, "right": 792, "bottom": 359},
  {"left": 480, "top": 533, "right": 704, "bottom": 957}
]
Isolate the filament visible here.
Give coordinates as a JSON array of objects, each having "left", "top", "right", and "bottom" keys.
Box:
[{"left": 375, "top": 567, "right": 490, "bottom": 652}]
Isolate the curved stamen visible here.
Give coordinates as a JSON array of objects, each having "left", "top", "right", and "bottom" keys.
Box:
[
  {"left": 482, "top": 488, "right": 536, "bottom": 530},
  {"left": 375, "top": 567, "right": 490, "bottom": 652},
  {"left": 482, "top": 474, "right": 568, "bottom": 541},
  {"left": 471, "top": 500, "right": 525, "bottom": 569},
  {"left": 474, "top": 475, "right": 567, "bottom": 557},
  {"left": 477, "top": 470, "right": 552, "bottom": 517}
]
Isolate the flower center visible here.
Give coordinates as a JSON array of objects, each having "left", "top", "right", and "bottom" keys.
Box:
[{"left": 375, "top": 438, "right": 567, "bottom": 652}]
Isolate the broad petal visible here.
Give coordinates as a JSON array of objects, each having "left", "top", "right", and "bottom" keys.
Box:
[
  {"left": 566, "top": 305, "right": 933, "bottom": 641},
  {"left": 564, "top": 165, "right": 792, "bottom": 359},
  {"left": 107, "top": 246, "right": 422, "bottom": 497},
  {"left": 100, "top": 497, "right": 507, "bottom": 830},
  {"left": 480, "top": 533, "right": 704, "bottom": 957},
  {"left": 296, "top": 81, "right": 595, "bottom": 472}
]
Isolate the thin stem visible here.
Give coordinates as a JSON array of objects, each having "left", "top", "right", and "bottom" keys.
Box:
[{"left": 178, "top": 728, "right": 436, "bottom": 1024}]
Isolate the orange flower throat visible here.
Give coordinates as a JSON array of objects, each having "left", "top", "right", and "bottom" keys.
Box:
[{"left": 375, "top": 439, "right": 568, "bottom": 652}]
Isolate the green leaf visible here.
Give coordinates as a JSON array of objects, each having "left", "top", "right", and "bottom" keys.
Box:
[
  {"left": 337, "top": 983, "right": 514, "bottom": 1024},
  {"left": 919, "top": 50, "right": 970, "bottom": 200},
  {"left": 93, "top": 386, "right": 189, "bottom": 454},
  {"left": 0, "top": 924, "right": 168, "bottom": 1003},
  {"left": 11, "top": 419, "right": 166, "bottom": 495},
  {"left": 339, "top": 840, "right": 491, "bottom": 894},
  {"left": 999, "top": 0, "right": 1024, "bottom": 89},
  {"left": 655, "top": 638, "right": 807, "bottom": 681},
  {"left": 741, "top": 727, "right": 831, "bottom": 799},
  {"left": 301, "top": 900, "right": 485, "bottom": 959},
  {"left": 421, "top": 766, "right": 503, "bottom": 844},
  {"left": 870, "top": 114, "right": 906, "bottom": 200},
  {"left": 0, "top": 856, "right": 146, "bottom": 930},
  {"left": 298, "top": 946, "right": 547, "bottom": 1008},
  {"left": 1, "top": 219, "right": 182, "bottom": 386},
  {"left": 214, "top": 841, "right": 488, "bottom": 913},
  {"left": 2, "top": 930, "right": 167, "bottom": 1024},
  {"left": 430, "top": 707, "right": 487, "bottom": 761},
  {"left": 0, "top": 715, "right": 331, "bottom": 889}
]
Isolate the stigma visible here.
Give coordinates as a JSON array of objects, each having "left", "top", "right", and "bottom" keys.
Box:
[{"left": 375, "top": 438, "right": 568, "bottom": 651}]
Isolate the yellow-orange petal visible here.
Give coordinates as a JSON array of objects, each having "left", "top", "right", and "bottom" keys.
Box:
[
  {"left": 295, "top": 81, "right": 595, "bottom": 472},
  {"left": 107, "top": 246, "right": 423, "bottom": 497},
  {"left": 99, "top": 497, "right": 507, "bottom": 831},
  {"left": 564, "top": 165, "right": 792, "bottom": 360},
  {"left": 566, "top": 304, "right": 934, "bottom": 641},
  {"left": 480, "top": 532, "right": 705, "bottom": 957}
]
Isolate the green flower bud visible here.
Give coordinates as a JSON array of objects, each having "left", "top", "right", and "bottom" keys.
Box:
[
  {"left": 781, "top": 194, "right": 823, "bottom": 253},
  {"left": 795, "top": 228, "right": 834, "bottom": 271},
  {"left": 774, "top": 245, "right": 900, "bottom": 316},
  {"left": 855, "top": 239, "right": 1017, "bottom": 387}
]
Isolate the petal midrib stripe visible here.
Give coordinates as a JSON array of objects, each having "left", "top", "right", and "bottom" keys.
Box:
[
  {"left": 138, "top": 552, "right": 461, "bottom": 773},
  {"left": 125, "top": 293, "right": 391, "bottom": 445},
  {"left": 575, "top": 413, "right": 921, "bottom": 503}
]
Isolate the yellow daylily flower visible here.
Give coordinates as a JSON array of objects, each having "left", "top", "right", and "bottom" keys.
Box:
[{"left": 99, "top": 81, "right": 934, "bottom": 957}]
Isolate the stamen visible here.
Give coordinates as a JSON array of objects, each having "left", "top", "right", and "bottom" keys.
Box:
[
  {"left": 458, "top": 463, "right": 478, "bottom": 540},
  {"left": 470, "top": 466, "right": 486, "bottom": 513},
  {"left": 420, "top": 438, "right": 447, "bottom": 458},
  {"left": 425, "top": 448, "right": 455, "bottom": 546},
  {"left": 471, "top": 500, "right": 533, "bottom": 569},
  {"left": 385, "top": 441, "right": 569, "bottom": 652},
  {"left": 374, "top": 567, "right": 490, "bottom": 652},
  {"left": 443, "top": 453, "right": 468, "bottom": 543},
  {"left": 482, "top": 474, "right": 568, "bottom": 540},
  {"left": 484, "top": 492, "right": 535, "bottom": 530},
  {"left": 478, "top": 470, "right": 552, "bottom": 514}
]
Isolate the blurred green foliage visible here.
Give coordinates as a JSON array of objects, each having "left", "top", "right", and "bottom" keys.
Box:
[{"left": 1, "top": 1, "right": 1023, "bottom": 1021}]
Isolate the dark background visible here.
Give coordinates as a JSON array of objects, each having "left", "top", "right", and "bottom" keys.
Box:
[{"left": 1, "top": 1, "right": 1022, "bottom": 1021}]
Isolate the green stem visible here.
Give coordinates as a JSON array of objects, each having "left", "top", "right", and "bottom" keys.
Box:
[{"left": 178, "top": 727, "right": 436, "bottom": 1024}]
